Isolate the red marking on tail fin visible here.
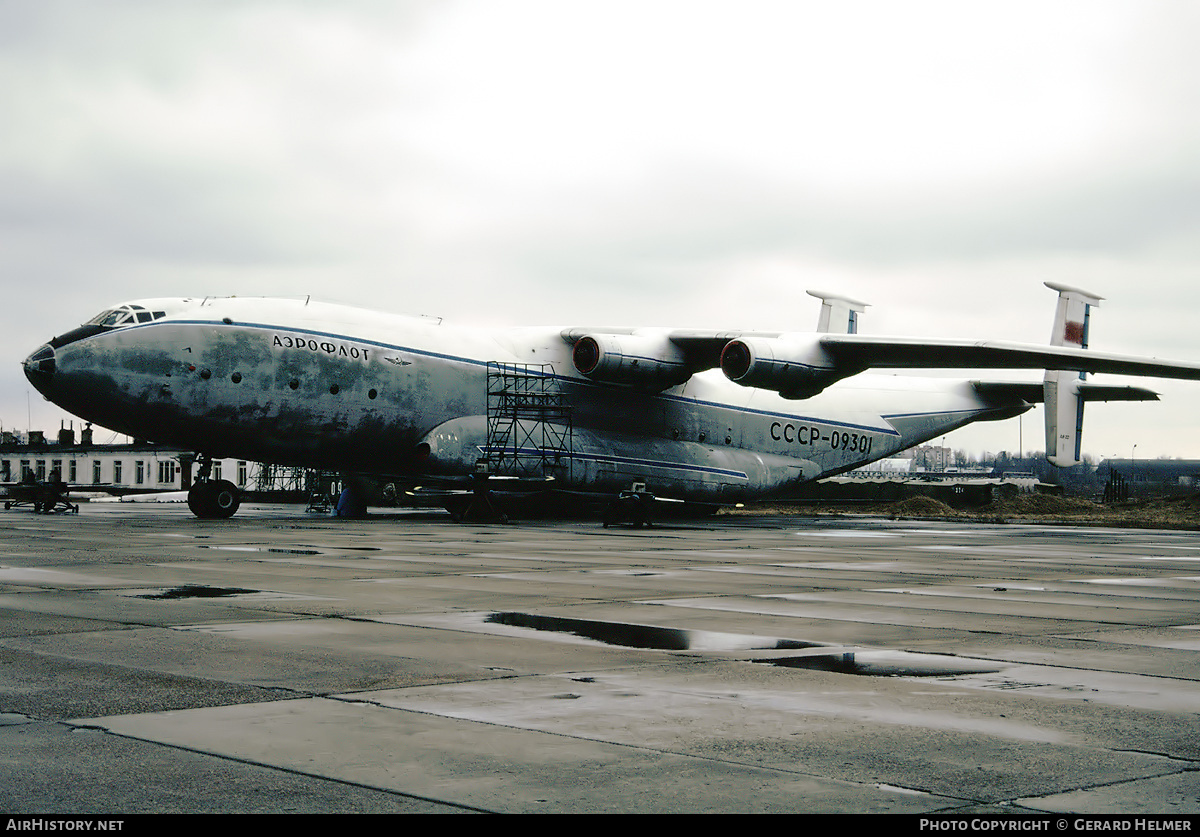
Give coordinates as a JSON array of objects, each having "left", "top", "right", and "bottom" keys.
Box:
[{"left": 1063, "top": 320, "right": 1085, "bottom": 345}]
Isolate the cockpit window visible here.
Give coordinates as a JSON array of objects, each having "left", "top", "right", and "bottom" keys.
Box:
[{"left": 86, "top": 304, "right": 167, "bottom": 328}]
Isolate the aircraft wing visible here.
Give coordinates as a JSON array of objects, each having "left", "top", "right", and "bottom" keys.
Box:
[
  {"left": 659, "top": 331, "right": 1200, "bottom": 382},
  {"left": 565, "top": 327, "right": 1200, "bottom": 395},
  {"left": 664, "top": 330, "right": 780, "bottom": 370},
  {"left": 817, "top": 335, "right": 1200, "bottom": 381}
]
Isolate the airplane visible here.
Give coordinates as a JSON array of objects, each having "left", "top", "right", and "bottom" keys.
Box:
[{"left": 21, "top": 282, "right": 1200, "bottom": 519}]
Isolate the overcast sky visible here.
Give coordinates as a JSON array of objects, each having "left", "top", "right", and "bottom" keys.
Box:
[{"left": 3, "top": 0, "right": 1198, "bottom": 460}]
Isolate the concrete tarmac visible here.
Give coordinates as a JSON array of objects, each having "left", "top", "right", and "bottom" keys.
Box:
[{"left": 1, "top": 503, "right": 1198, "bottom": 814}]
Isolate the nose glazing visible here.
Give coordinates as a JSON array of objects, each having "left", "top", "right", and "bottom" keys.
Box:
[{"left": 23, "top": 344, "right": 56, "bottom": 391}]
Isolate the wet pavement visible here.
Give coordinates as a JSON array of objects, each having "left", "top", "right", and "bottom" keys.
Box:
[{"left": 1, "top": 504, "right": 1198, "bottom": 813}]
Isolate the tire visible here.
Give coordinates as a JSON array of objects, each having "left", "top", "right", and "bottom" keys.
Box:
[
  {"left": 209, "top": 480, "right": 240, "bottom": 518},
  {"left": 187, "top": 483, "right": 213, "bottom": 518},
  {"left": 187, "top": 480, "right": 241, "bottom": 519}
]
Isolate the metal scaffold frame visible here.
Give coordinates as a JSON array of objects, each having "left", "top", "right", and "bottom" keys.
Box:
[
  {"left": 484, "top": 362, "right": 573, "bottom": 479},
  {"left": 253, "top": 463, "right": 308, "bottom": 493}
]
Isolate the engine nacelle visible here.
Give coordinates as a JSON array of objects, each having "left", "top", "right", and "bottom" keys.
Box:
[
  {"left": 572, "top": 334, "right": 691, "bottom": 389},
  {"left": 720, "top": 336, "right": 850, "bottom": 399}
]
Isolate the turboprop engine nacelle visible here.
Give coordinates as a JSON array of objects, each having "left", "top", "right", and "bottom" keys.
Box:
[
  {"left": 720, "top": 336, "right": 851, "bottom": 399},
  {"left": 571, "top": 334, "right": 691, "bottom": 389}
]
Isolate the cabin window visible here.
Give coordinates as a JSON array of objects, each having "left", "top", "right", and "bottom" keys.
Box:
[
  {"left": 212, "top": 461, "right": 222, "bottom": 481},
  {"left": 236, "top": 461, "right": 247, "bottom": 487}
]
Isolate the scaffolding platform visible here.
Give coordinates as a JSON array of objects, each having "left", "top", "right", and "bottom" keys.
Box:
[{"left": 483, "top": 363, "right": 573, "bottom": 479}]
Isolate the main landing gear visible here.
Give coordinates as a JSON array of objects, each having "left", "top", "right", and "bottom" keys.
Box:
[
  {"left": 602, "top": 484, "right": 656, "bottom": 528},
  {"left": 449, "top": 469, "right": 509, "bottom": 524},
  {"left": 187, "top": 454, "right": 240, "bottom": 519}
]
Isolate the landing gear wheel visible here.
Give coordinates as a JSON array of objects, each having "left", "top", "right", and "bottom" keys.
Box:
[
  {"left": 209, "top": 479, "right": 240, "bottom": 518},
  {"left": 603, "top": 491, "right": 654, "bottom": 528},
  {"left": 188, "top": 480, "right": 241, "bottom": 519},
  {"left": 187, "top": 483, "right": 209, "bottom": 517}
]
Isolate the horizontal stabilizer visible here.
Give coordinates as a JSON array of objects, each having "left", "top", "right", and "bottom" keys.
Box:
[
  {"left": 1077, "top": 383, "right": 1160, "bottom": 402},
  {"left": 971, "top": 381, "right": 1159, "bottom": 404}
]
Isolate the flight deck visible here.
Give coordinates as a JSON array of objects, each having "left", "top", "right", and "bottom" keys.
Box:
[{"left": 1, "top": 505, "right": 1198, "bottom": 814}]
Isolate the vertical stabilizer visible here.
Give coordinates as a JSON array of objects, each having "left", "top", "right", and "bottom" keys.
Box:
[
  {"left": 1045, "top": 281, "right": 1103, "bottom": 348},
  {"left": 1043, "top": 282, "right": 1103, "bottom": 466},
  {"left": 1045, "top": 371, "right": 1085, "bottom": 466},
  {"left": 806, "top": 290, "right": 869, "bottom": 334}
]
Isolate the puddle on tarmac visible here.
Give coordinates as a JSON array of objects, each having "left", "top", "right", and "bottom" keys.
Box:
[
  {"left": 487, "top": 612, "right": 696, "bottom": 650},
  {"left": 139, "top": 585, "right": 257, "bottom": 599},
  {"left": 798, "top": 531, "right": 896, "bottom": 539},
  {"left": 485, "top": 611, "right": 1002, "bottom": 676},
  {"left": 197, "top": 546, "right": 323, "bottom": 555}
]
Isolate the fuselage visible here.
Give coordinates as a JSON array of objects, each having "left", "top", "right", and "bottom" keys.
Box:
[{"left": 23, "top": 297, "right": 1025, "bottom": 502}]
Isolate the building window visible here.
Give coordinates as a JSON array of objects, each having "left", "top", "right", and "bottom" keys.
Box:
[
  {"left": 93, "top": 460, "right": 102, "bottom": 484},
  {"left": 20, "top": 460, "right": 31, "bottom": 481},
  {"left": 158, "top": 460, "right": 176, "bottom": 485},
  {"left": 113, "top": 461, "right": 123, "bottom": 484},
  {"left": 1, "top": 460, "right": 10, "bottom": 482},
  {"left": 68, "top": 460, "right": 77, "bottom": 484},
  {"left": 36, "top": 460, "right": 46, "bottom": 481},
  {"left": 135, "top": 461, "right": 144, "bottom": 485}
]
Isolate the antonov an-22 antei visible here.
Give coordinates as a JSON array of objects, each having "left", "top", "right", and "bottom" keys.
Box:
[{"left": 22, "top": 282, "right": 1200, "bottom": 518}]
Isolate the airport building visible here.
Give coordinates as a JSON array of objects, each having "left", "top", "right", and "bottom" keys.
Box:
[{"left": 0, "top": 426, "right": 304, "bottom": 494}]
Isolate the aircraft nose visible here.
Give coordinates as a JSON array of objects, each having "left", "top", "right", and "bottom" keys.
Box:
[{"left": 23, "top": 344, "right": 56, "bottom": 393}]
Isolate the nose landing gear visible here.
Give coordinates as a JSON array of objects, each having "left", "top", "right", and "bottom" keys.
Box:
[{"left": 186, "top": 454, "right": 241, "bottom": 519}]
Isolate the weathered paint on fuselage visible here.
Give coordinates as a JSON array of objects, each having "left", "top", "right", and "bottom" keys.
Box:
[{"left": 26, "top": 297, "right": 1025, "bottom": 503}]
